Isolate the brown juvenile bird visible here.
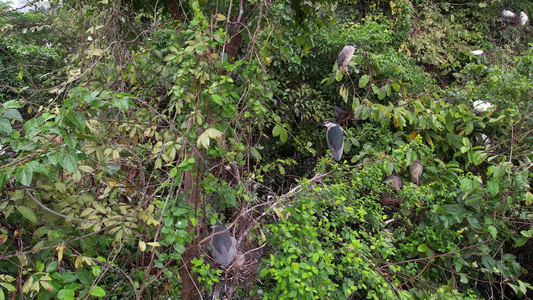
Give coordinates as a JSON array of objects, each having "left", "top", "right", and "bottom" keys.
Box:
[
  {"left": 410, "top": 160, "right": 425, "bottom": 186},
  {"left": 383, "top": 175, "right": 402, "bottom": 191}
]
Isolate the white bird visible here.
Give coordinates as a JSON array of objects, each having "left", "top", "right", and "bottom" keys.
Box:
[
  {"left": 470, "top": 50, "right": 484, "bottom": 56},
  {"left": 501, "top": 9, "right": 516, "bottom": 19},
  {"left": 520, "top": 11, "right": 529, "bottom": 26},
  {"left": 473, "top": 100, "right": 494, "bottom": 113}
]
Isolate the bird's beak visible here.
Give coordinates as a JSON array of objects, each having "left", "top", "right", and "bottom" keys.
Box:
[{"left": 318, "top": 122, "right": 325, "bottom": 126}]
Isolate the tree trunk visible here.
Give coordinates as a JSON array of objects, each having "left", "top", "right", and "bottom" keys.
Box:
[
  {"left": 167, "top": 0, "right": 182, "bottom": 21},
  {"left": 181, "top": 169, "right": 202, "bottom": 299}
]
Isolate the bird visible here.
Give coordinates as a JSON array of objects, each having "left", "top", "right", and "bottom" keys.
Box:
[
  {"left": 473, "top": 100, "right": 494, "bottom": 113},
  {"left": 337, "top": 44, "right": 358, "bottom": 71},
  {"left": 383, "top": 175, "right": 402, "bottom": 191},
  {"left": 520, "top": 11, "right": 529, "bottom": 26},
  {"left": 470, "top": 50, "right": 484, "bottom": 56},
  {"left": 410, "top": 160, "right": 425, "bottom": 186},
  {"left": 210, "top": 223, "right": 236, "bottom": 267},
  {"left": 319, "top": 120, "right": 344, "bottom": 161}
]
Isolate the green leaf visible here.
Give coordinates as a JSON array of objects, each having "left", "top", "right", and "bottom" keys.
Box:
[
  {"left": 335, "top": 71, "right": 343, "bottom": 82},
  {"left": 16, "top": 205, "right": 37, "bottom": 223},
  {"left": 164, "top": 54, "right": 177, "bottom": 61},
  {"left": 66, "top": 112, "right": 86, "bottom": 131},
  {"left": 417, "top": 243, "right": 428, "bottom": 252},
  {"left": 46, "top": 261, "right": 58, "bottom": 272},
  {"left": 60, "top": 152, "right": 79, "bottom": 173},
  {"left": 57, "top": 288, "right": 75, "bottom": 300},
  {"left": 487, "top": 225, "right": 497, "bottom": 238},
  {"left": 465, "top": 121, "right": 473, "bottom": 135},
  {"left": 272, "top": 124, "right": 281, "bottom": 137},
  {"left": 111, "top": 96, "right": 134, "bottom": 111},
  {"left": 90, "top": 286, "right": 106, "bottom": 297},
  {"left": 358, "top": 75, "right": 369, "bottom": 88},
  {"left": 515, "top": 237, "right": 528, "bottom": 247},
  {"left": 487, "top": 181, "right": 499, "bottom": 196},
  {"left": 3, "top": 100, "right": 23, "bottom": 108},
  {"left": 3, "top": 109, "right": 23, "bottom": 122},
  {"left": 16, "top": 165, "right": 33, "bottom": 186},
  {"left": 211, "top": 94, "right": 223, "bottom": 105},
  {"left": 0, "top": 117, "right": 12, "bottom": 134},
  {"left": 296, "top": 35, "right": 305, "bottom": 47},
  {"left": 445, "top": 113, "right": 454, "bottom": 132},
  {"left": 525, "top": 192, "right": 533, "bottom": 205}
]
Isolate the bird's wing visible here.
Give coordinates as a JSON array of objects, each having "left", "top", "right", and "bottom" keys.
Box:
[
  {"left": 337, "top": 48, "right": 345, "bottom": 66},
  {"left": 328, "top": 126, "right": 344, "bottom": 152},
  {"left": 213, "top": 232, "right": 233, "bottom": 253}
]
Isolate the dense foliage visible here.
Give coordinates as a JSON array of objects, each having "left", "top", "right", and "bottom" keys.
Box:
[{"left": 0, "top": 0, "right": 532, "bottom": 299}]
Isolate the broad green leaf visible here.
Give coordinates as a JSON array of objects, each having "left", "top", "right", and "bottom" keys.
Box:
[
  {"left": 417, "top": 243, "right": 428, "bottom": 252},
  {"left": 358, "top": 75, "right": 369, "bottom": 88},
  {"left": 57, "top": 288, "right": 75, "bottom": 300},
  {"left": 60, "top": 153, "right": 78, "bottom": 173},
  {"left": 525, "top": 191, "right": 533, "bottom": 205},
  {"left": 296, "top": 35, "right": 305, "bottom": 47},
  {"left": 487, "top": 225, "right": 497, "bottom": 238},
  {"left": 3, "top": 100, "right": 22, "bottom": 108},
  {"left": 487, "top": 181, "right": 499, "bottom": 196},
  {"left": 335, "top": 71, "right": 343, "bottom": 82},
  {"left": 90, "top": 286, "right": 106, "bottom": 298},
  {"left": 66, "top": 112, "right": 86, "bottom": 131},
  {"left": 111, "top": 96, "right": 134, "bottom": 111},
  {"left": 164, "top": 54, "right": 177, "bottom": 61},
  {"left": 211, "top": 94, "right": 223, "bottom": 105},
  {"left": 16, "top": 166, "right": 33, "bottom": 186},
  {"left": 465, "top": 121, "right": 473, "bottom": 135},
  {"left": 0, "top": 118, "right": 12, "bottom": 134},
  {"left": 46, "top": 261, "right": 58, "bottom": 272},
  {"left": 3, "top": 109, "right": 23, "bottom": 122}
]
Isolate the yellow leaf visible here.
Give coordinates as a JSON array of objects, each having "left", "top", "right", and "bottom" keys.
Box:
[
  {"left": 74, "top": 255, "right": 83, "bottom": 269},
  {"left": 139, "top": 241, "right": 146, "bottom": 252},
  {"left": 408, "top": 130, "right": 418, "bottom": 141},
  {"left": 215, "top": 13, "right": 226, "bottom": 21},
  {"left": 56, "top": 245, "right": 64, "bottom": 263},
  {"left": 0, "top": 234, "right": 7, "bottom": 245},
  {"left": 22, "top": 276, "right": 33, "bottom": 294},
  {"left": 146, "top": 242, "right": 160, "bottom": 247},
  {"left": 40, "top": 280, "right": 54, "bottom": 291},
  {"left": 392, "top": 114, "right": 399, "bottom": 128},
  {"left": 273, "top": 207, "right": 284, "bottom": 219}
]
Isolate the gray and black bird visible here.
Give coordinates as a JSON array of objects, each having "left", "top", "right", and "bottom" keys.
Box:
[
  {"left": 410, "top": 160, "right": 425, "bottom": 186},
  {"left": 383, "top": 175, "right": 402, "bottom": 191},
  {"left": 210, "top": 223, "right": 236, "bottom": 267},
  {"left": 337, "top": 44, "right": 358, "bottom": 71},
  {"left": 320, "top": 120, "right": 344, "bottom": 161}
]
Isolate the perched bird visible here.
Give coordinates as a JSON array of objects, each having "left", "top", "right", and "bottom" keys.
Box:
[
  {"left": 520, "top": 11, "right": 529, "bottom": 26},
  {"left": 410, "top": 160, "right": 425, "bottom": 186},
  {"left": 383, "top": 175, "right": 402, "bottom": 191},
  {"left": 473, "top": 100, "right": 494, "bottom": 113},
  {"left": 500, "top": 9, "right": 516, "bottom": 19},
  {"left": 337, "top": 44, "right": 358, "bottom": 71},
  {"left": 319, "top": 120, "right": 344, "bottom": 161},
  {"left": 333, "top": 104, "right": 351, "bottom": 123},
  {"left": 210, "top": 223, "right": 236, "bottom": 267}
]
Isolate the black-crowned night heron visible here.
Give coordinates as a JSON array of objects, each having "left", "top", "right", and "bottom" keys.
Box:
[
  {"left": 383, "top": 175, "right": 402, "bottom": 191},
  {"left": 210, "top": 223, "right": 236, "bottom": 267},
  {"left": 410, "top": 160, "right": 424, "bottom": 186},
  {"left": 319, "top": 120, "right": 344, "bottom": 161},
  {"left": 337, "top": 44, "right": 358, "bottom": 71}
]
